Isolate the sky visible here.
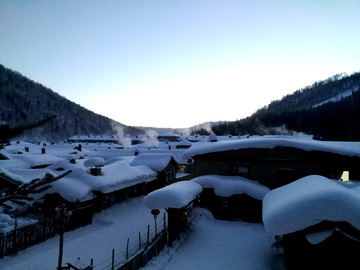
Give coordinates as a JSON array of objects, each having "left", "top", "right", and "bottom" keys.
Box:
[{"left": 1, "top": 0, "right": 360, "bottom": 129}]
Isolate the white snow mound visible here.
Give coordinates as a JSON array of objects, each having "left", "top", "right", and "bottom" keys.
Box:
[
  {"left": 144, "top": 181, "right": 202, "bottom": 209},
  {"left": 84, "top": 157, "right": 105, "bottom": 167},
  {"left": 182, "top": 136, "right": 360, "bottom": 159},
  {"left": 263, "top": 175, "right": 360, "bottom": 235},
  {"left": 192, "top": 175, "right": 270, "bottom": 200}
]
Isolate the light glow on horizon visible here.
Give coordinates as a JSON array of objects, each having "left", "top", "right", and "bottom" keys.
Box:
[{"left": 0, "top": 0, "right": 359, "bottom": 128}]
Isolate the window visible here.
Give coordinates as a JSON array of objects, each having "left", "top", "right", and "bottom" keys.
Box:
[
  {"left": 340, "top": 171, "right": 350, "bottom": 181},
  {"left": 230, "top": 165, "right": 250, "bottom": 177}
]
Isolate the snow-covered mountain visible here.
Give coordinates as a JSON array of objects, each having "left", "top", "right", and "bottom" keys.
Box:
[
  {"left": 0, "top": 64, "right": 144, "bottom": 142},
  {"left": 212, "top": 72, "right": 360, "bottom": 141}
]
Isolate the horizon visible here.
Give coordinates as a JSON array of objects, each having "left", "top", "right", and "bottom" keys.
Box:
[{"left": 1, "top": 0, "right": 359, "bottom": 128}]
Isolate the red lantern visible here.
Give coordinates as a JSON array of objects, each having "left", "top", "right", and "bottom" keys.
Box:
[
  {"left": 151, "top": 209, "right": 160, "bottom": 217},
  {"left": 181, "top": 212, "right": 188, "bottom": 220}
]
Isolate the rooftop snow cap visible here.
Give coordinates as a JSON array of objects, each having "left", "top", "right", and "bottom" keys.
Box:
[
  {"left": 182, "top": 136, "right": 360, "bottom": 160},
  {"left": 263, "top": 175, "right": 360, "bottom": 235},
  {"left": 130, "top": 153, "right": 178, "bottom": 172},
  {"left": 192, "top": 175, "right": 270, "bottom": 200},
  {"left": 143, "top": 181, "right": 202, "bottom": 209},
  {"left": 208, "top": 134, "right": 217, "bottom": 142},
  {"left": 84, "top": 157, "right": 105, "bottom": 168}
]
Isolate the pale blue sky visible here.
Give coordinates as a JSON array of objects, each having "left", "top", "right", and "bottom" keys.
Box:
[{"left": 1, "top": 0, "right": 359, "bottom": 128}]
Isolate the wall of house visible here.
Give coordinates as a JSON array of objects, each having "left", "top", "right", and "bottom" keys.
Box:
[{"left": 193, "top": 147, "right": 360, "bottom": 189}]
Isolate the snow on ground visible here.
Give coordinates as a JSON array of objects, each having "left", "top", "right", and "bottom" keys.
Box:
[
  {"left": 141, "top": 208, "right": 285, "bottom": 270},
  {"left": 0, "top": 197, "right": 165, "bottom": 270},
  {"left": 4, "top": 135, "right": 359, "bottom": 269},
  {"left": 0, "top": 199, "right": 285, "bottom": 270},
  {"left": 312, "top": 86, "right": 359, "bottom": 108}
]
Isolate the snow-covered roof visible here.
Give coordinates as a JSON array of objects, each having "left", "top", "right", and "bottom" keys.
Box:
[
  {"left": 14, "top": 153, "right": 64, "bottom": 168},
  {"left": 158, "top": 132, "right": 181, "bottom": 138},
  {"left": 6, "top": 168, "right": 56, "bottom": 184},
  {"left": 182, "top": 136, "right": 360, "bottom": 159},
  {"left": 68, "top": 135, "right": 119, "bottom": 142},
  {"left": 192, "top": 175, "right": 270, "bottom": 200},
  {"left": 43, "top": 161, "right": 157, "bottom": 202},
  {"left": 130, "top": 153, "right": 178, "bottom": 172},
  {"left": 263, "top": 175, "right": 360, "bottom": 235},
  {"left": 143, "top": 181, "right": 202, "bottom": 209},
  {"left": 177, "top": 139, "right": 193, "bottom": 147},
  {"left": 83, "top": 157, "right": 105, "bottom": 167},
  {"left": 0, "top": 167, "right": 23, "bottom": 184}
]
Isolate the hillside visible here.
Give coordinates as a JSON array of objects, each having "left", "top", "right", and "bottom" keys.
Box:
[
  {"left": 0, "top": 64, "right": 143, "bottom": 142},
  {"left": 212, "top": 72, "right": 360, "bottom": 141}
]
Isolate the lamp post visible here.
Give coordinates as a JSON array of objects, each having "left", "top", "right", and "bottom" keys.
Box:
[{"left": 56, "top": 204, "right": 72, "bottom": 270}]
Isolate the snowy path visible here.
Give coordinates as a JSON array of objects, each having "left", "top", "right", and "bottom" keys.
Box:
[
  {"left": 0, "top": 197, "right": 164, "bottom": 270},
  {"left": 0, "top": 199, "right": 285, "bottom": 270},
  {"left": 141, "top": 209, "right": 285, "bottom": 270}
]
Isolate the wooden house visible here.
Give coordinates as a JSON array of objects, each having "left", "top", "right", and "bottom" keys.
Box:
[
  {"left": 131, "top": 153, "right": 179, "bottom": 191},
  {"left": 192, "top": 175, "right": 269, "bottom": 222},
  {"left": 282, "top": 221, "right": 360, "bottom": 270},
  {"left": 157, "top": 133, "right": 181, "bottom": 142},
  {"left": 263, "top": 175, "right": 360, "bottom": 270},
  {"left": 0, "top": 168, "right": 22, "bottom": 192},
  {"left": 182, "top": 137, "right": 360, "bottom": 189},
  {"left": 143, "top": 181, "right": 202, "bottom": 246}
]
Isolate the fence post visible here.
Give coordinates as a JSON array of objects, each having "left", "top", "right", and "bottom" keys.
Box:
[
  {"left": 13, "top": 215, "right": 18, "bottom": 254},
  {"left": 147, "top": 225, "right": 150, "bottom": 247},
  {"left": 155, "top": 217, "right": 158, "bottom": 237},
  {"left": 164, "top": 212, "right": 167, "bottom": 230},
  {"left": 112, "top": 249, "right": 115, "bottom": 270},
  {"left": 126, "top": 238, "right": 129, "bottom": 260},
  {"left": 57, "top": 205, "right": 65, "bottom": 270}
]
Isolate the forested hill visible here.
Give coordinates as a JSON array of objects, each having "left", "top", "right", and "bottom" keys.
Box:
[
  {"left": 212, "top": 72, "right": 360, "bottom": 141},
  {"left": 0, "top": 64, "right": 143, "bottom": 142}
]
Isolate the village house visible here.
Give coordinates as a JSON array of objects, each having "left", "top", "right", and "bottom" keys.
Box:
[
  {"left": 263, "top": 175, "right": 360, "bottom": 270},
  {"left": 157, "top": 132, "right": 181, "bottom": 142},
  {"left": 182, "top": 136, "right": 360, "bottom": 189},
  {"left": 144, "top": 181, "right": 202, "bottom": 246},
  {"left": 67, "top": 135, "right": 142, "bottom": 145},
  {"left": 192, "top": 175, "right": 270, "bottom": 222},
  {"left": 130, "top": 153, "right": 179, "bottom": 191},
  {"left": 181, "top": 136, "right": 360, "bottom": 222},
  {"left": 0, "top": 168, "right": 22, "bottom": 192}
]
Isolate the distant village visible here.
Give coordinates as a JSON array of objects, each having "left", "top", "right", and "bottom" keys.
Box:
[{"left": 1, "top": 132, "right": 360, "bottom": 269}]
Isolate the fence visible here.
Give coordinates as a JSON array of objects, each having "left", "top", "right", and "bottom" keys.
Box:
[
  {"left": 86, "top": 213, "right": 167, "bottom": 270},
  {"left": 0, "top": 201, "right": 94, "bottom": 258},
  {"left": 0, "top": 215, "right": 58, "bottom": 258}
]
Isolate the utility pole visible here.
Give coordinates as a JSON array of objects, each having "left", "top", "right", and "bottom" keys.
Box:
[{"left": 57, "top": 204, "right": 71, "bottom": 270}]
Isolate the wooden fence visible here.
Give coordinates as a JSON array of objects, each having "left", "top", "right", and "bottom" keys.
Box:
[
  {"left": 85, "top": 214, "right": 168, "bottom": 270},
  {"left": 0, "top": 174, "right": 180, "bottom": 267},
  {"left": 0, "top": 200, "right": 94, "bottom": 258},
  {"left": 0, "top": 215, "right": 58, "bottom": 258}
]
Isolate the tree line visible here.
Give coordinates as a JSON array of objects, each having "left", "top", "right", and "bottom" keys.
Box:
[
  {"left": 0, "top": 64, "right": 142, "bottom": 142},
  {"left": 210, "top": 72, "right": 360, "bottom": 141}
]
